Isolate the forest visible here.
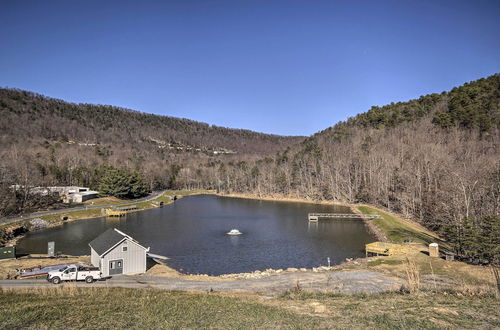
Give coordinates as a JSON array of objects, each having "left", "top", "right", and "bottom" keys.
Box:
[{"left": 0, "top": 74, "right": 498, "bottom": 264}]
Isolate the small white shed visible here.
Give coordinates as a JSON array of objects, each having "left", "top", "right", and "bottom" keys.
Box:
[{"left": 89, "top": 228, "right": 149, "bottom": 276}]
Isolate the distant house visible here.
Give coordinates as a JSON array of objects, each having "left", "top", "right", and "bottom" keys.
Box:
[
  {"left": 53, "top": 186, "right": 99, "bottom": 203},
  {"left": 89, "top": 228, "right": 149, "bottom": 276},
  {"left": 10, "top": 185, "right": 99, "bottom": 203}
]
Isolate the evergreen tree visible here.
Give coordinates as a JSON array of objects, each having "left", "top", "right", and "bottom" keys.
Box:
[{"left": 98, "top": 167, "right": 149, "bottom": 199}]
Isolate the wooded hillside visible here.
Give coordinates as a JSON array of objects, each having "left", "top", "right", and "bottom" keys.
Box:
[
  {"left": 0, "top": 89, "right": 303, "bottom": 154},
  {"left": 0, "top": 89, "right": 302, "bottom": 214},
  {"left": 214, "top": 74, "right": 499, "bottom": 264}
]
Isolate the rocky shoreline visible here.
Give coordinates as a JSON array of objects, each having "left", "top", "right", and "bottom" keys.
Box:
[{"left": 219, "top": 266, "right": 336, "bottom": 279}]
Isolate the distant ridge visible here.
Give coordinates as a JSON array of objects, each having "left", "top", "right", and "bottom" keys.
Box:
[{"left": 0, "top": 88, "right": 304, "bottom": 155}]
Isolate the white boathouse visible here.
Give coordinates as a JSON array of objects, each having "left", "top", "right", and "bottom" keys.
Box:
[{"left": 89, "top": 228, "right": 149, "bottom": 276}]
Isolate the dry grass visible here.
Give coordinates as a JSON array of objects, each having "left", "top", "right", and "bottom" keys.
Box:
[
  {"left": 276, "top": 290, "right": 500, "bottom": 329},
  {"left": 404, "top": 257, "right": 421, "bottom": 293},
  {"left": 0, "top": 287, "right": 328, "bottom": 329},
  {"left": 368, "top": 251, "right": 496, "bottom": 288},
  {"left": 83, "top": 196, "right": 123, "bottom": 205},
  {"left": 492, "top": 266, "right": 500, "bottom": 298},
  {"left": 1, "top": 287, "right": 498, "bottom": 329}
]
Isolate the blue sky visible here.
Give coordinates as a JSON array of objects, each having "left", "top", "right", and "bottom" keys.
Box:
[{"left": 1, "top": 0, "right": 499, "bottom": 136}]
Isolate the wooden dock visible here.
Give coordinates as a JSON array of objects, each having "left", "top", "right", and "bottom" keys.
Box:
[
  {"left": 104, "top": 205, "right": 138, "bottom": 217},
  {"left": 308, "top": 213, "right": 380, "bottom": 222},
  {"left": 104, "top": 209, "right": 127, "bottom": 217}
]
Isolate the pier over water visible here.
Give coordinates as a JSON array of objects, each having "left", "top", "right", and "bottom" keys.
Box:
[{"left": 308, "top": 213, "right": 380, "bottom": 222}]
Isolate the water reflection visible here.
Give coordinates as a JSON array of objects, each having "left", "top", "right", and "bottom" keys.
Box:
[
  {"left": 229, "top": 235, "right": 240, "bottom": 246},
  {"left": 307, "top": 221, "right": 319, "bottom": 234}
]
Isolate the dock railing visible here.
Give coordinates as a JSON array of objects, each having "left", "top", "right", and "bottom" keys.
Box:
[{"left": 308, "top": 213, "right": 380, "bottom": 222}]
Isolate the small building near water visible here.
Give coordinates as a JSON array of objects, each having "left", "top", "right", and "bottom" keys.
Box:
[{"left": 89, "top": 228, "right": 149, "bottom": 276}]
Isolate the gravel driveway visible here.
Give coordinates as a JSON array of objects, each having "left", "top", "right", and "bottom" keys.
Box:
[{"left": 0, "top": 270, "right": 403, "bottom": 296}]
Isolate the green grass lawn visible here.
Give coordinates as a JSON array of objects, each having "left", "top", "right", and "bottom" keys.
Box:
[
  {"left": 1, "top": 288, "right": 498, "bottom": 329},
  {"left": 357, "top": 205, "right": 442, "bottom": 245}
]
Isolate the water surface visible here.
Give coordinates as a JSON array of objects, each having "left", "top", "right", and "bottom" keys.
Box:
[{"left": 17, "top": 195, "right": 376, "bottom": 275}]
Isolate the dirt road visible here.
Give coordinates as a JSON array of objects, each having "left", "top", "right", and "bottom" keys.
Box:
[{"left": 0, "top": 270, "right": 403, "bottom": 296}]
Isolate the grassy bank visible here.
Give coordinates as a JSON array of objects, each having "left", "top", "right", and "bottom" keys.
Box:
[
  {"left": 356, "top": 205, "right": 442, "bottom": 245},
  {"left": 0, "top": 288, "right": 498, "bottom": 329}
]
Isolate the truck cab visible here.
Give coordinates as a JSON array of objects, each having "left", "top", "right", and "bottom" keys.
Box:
[{"left": 60, "top": 265, "right": 78, "bottom": 281}]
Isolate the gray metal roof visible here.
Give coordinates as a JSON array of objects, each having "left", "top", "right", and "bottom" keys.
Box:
[{"left": 88, "top": 228, "right": 127, "bottom": 256}]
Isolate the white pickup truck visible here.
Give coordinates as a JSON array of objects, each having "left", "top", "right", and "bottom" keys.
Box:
[{"left": 47, "top": 264, "right": 103, "bottom": 284}]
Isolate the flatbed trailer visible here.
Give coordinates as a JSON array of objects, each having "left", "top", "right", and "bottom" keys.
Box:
[{"left": 18, "top": 263, "right": 77, "bottom": 279}]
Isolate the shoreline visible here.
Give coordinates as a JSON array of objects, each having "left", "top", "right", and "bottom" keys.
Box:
[
  {"left": 0, "top": 251, "right": 369, "bottom": 282},
  {"left": 6, "top": 191, "right": 435, "bottom": 279},
  {"left": 2, "top": 190, "right": 215, "bottom": 247},
  {"left": 218, "top": 192, "right": 352, "bottom": 207},
  {"left": 6, "top": 190, "right": 398, "bottom": 254}
]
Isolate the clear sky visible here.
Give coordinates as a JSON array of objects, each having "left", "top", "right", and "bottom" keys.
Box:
[{"left": 1, "top": 0, "right": 499, "bottom": 136}]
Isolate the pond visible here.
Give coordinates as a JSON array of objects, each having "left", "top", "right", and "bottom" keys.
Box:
[{"left": 16, "top": 195, "right": 376, "bottom": 275}]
